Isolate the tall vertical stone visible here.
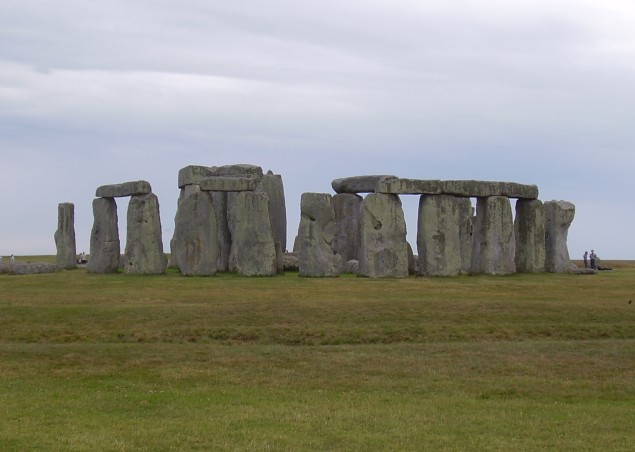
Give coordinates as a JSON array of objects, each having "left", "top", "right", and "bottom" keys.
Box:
[
  {"left": 458, "top": 199, "right": 474, "bottom": 275},
  {"left": 515, "top": 199, "right": 545, "bottom": 273},
  {"left": 172, "top": 185, "right": 219, "bottom": 276},
  {"left": 298, "top": 193, "right": 342, "bottom": 277},
  {"left": 211, "top": 191, "right": 231, "bottom": 272},
  {"left": 358, "top": 193, "right": 408, "bottom": 278},
  {"left": 87, "top": 197, "right": 120, "bottom": 274},
  {"left": 228, "top": 191, "right": 277, "bottom": 276},
  {"left": 124, "top": 193, "right": 167, "bottom": 275},
  {"left": 544, "top": 200, "right": 575, "bottom": 273},
  {"left": 417, "top": 195, "right": 462, "bottom": 276},
  {"left": 332, "top": 193, "right": 363, "bottom": 262},
  {"left": 54, "top": 202, "right": 76, "bottom": 269},
  {"left": 471, "top": 196, "right": 516, "bottom": 275},
  {"left": 257, "top": 171, "right": 287, "bottom": 252}
]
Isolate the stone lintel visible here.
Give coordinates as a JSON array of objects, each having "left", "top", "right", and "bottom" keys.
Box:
[
  {"left": 198, "top": 177, "right": 258, "bottom": 192},
  {"left": 96, "top": 180, "right": 152, "bottom": 198},
  {"left": 376, "top": 177, "right": 538, "bottom": 199},
  {"left": 377, "top": 178, "right": 442, "bottom": 195},
  {"left": 178, "top": 165, "right": 216, "bottom": 189},
  {"left": 332, "top": 175, "right": 397, "bottom": 194}
]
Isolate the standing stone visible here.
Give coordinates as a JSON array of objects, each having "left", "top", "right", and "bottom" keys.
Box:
[
  {"left": 298, "top": 193, "right": 342, "bottom": 277},
  {"left": 228, "top": 191, "right": 277, "bottom": 276},
  {"left": 54, "top": 202, "right": 76, "bottom": 269},
  {"left": 458, "top": 198, "right": 474, "bottom": 275},
  {"left": 87, "top": 197, "right": 120, "bottom": 274},
  {"left": 358, "top": 193, "right": 408, "bottom": 278},
  {"left": 332, "top": 193, "right": 363, "bottom": 262},
  {"left": 124, "top": 193, "right": 167, "bottom": 275},
  {"left": 417, "top": 195, "right": 462, "bottom": 276},
  {"left": 544, "top": 200, "right": 575, "bottom": 273},
  {"left": 172, "top": 185, "right": 218, "bottom": 276},
  {"left": 515, "top": 199, "right": 546, "bottom": 273},
  {"left": 211, "top": 191, "right": 231, "bottom": 272},
  {"left": 257, "top": 171, "right": 287, "bottom": 272},
  {"left": 471, "top": 196, "right": 516, "bottom": 275}
]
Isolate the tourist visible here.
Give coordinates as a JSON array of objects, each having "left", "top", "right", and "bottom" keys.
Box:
[
  {"left": 10, "top": 254, "right": 15, "bottom": 263},
  {"left": 589, "top": 250, "right": 597, "bottom": 270},
  {"left": 583, "top": 251, "right": 588, "bottom": 268}
]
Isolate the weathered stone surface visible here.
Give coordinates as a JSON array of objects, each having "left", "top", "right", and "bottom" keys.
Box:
[
  {"left": 332, "top": 193, "right": 363, "bottom": 261},
  {"left": 457, "top": 198, "right": 474, "bottom": 275},
  {"left": 471, "top": 196, "right": 516, "bottom": 275},
  {"left": 417, "top": 195, "right": 463, "bottom": 276},
  {"left": 407, "top": 242, "right": 418, "bottom": 275},
  {"left": 178, "top": 165, "right": 216, "bottom": 188},
  {"left": 54, "top": 202, "right": 76, "bottom": 270},
  {"left": 515, "top": 199, "right": 545, "bottom": 273},
  {"left": 96, "top": 180, "right": 152, "bottom": 198},
  {"left": 544, "top": 200, "right": 575, "bottom": 273},
  {"left": 199, "top": 177, "right": 258, "bottom": 192},
  {"left": 358, "top": 193, "right": 409, "bottom": 278},
  {"left": 212, "top": 191, "right": 231, "bottom": 272},
  {"left": 257, "top": 172, "right": 287, "bottom": 254},
  {"left": 171, "top": 185, "right": 218, "bottom": 276},
  {"left": 332, "top": 175, "right": 397, "bottom": 194},
  {"left": 343, "top": 259, "right": 359, "bottom": 274},
  {"left": 87, "top": 197, "right": 120, "bottom": 274},
  {"left": 441, "top": 180, "right": 538, "bottom": 199},
  {"left": 124, "top": 193, "right": 167, "bottom": 275},
  {"left": 210, "top": 164, "right": 264, "bottom": 179},
  {"left": 298, "top": 193, "right": 342, "bottom": 277},
  {"left": 228, "top": 191, "right": 277, "bottom": 276},
  {"left": 0, "top": 262, "right": 60, "bottom": 275},
  {"left": 377, "top": 178, "right": 442, "bottom": 195}
]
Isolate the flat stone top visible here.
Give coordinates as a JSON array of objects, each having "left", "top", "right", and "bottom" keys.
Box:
[
  {"left": 178, "top": 164, "right": 264, "bottom": 188},
  {"left": 96, "top": 180, "right": 152, "bottom": 198},
  {"left": 332, "top": 175, "right": 397, "bottom": 194},
  {"left": 376, "top": 178, "right": 539, "bottom": 199}
]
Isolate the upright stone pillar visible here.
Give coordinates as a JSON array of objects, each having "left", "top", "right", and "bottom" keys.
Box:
[
  {"left": 458, "top": 199, "right": 474, "bottom": 275},
  {"left": 257, "top": 171, "right": 287, "bottom": 252},
  {"left": 124, "top": 193, "right": 167, "bottom": 275},
  {"left": 417, "top": 195, "right": 462, "bottom": 276},
  {"left": 544, "top": 200, "right": 575, "bottom": 273},
  {"left": 298, "top": 193, "right": 342, "bottom": 277},
  {"left": 471, "top": 196, "right": 516, "bottom": 275},
  {"left": 228, "top": 191, "right": 277, "bottom": 276},
  {"left": 87, "top": 197, "right": 120, "bottom": 274},
  {"left": 172, "top": 185, "right": 219, "bottom": 276},
  {"left": 515, "top": 199, "right": 545, "bottom": 273},
  {"left": 332, "top": 193, "right": 363, "bottom": 262},
  {"left": 212, "top": 191, "right": 231, "bottom": 272},
  {"left": 358, "top": 193, "right": 408, "bottom": 278},
  {"left": 54, "top": 202, "right": 76, "bottom": 269}
]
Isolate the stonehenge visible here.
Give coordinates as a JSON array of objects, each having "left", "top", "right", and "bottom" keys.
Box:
[{"left": 77, "top": 167, "right": 576, "bottom": 279}]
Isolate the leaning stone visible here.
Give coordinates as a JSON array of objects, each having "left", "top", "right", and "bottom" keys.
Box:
[
  {"left": 199, "top": 177, "right": 258, "bottom": 192},
  {"left": 377, "top": 178, "right": 442, "bottom": 195},
  {"left": 471, "top": 196, "right": 516, "bottom": 275},
  {"left": 298, "top": 193, "right": 342, "bottom": 277},
  {"left": 544, "top": 200, "right": 575, "bottom": 273},
  {"left": 332, "top": 175, "right": 397, "bottom": 194},
  {"left": 515, "top": 199, "right": 545, "bottom": 272},
  {"left": 358, "top": 193, "right": 409, "bottom": 278},
  {"left": 87, "top": 197, "right": 120, "bottom": 274},
  {"left": 332, "top": 193, "right": 363, "bottom": 261},
  {"left": 54, "top": 202, "right": 76, "bottom": 270},
  {"left": 95, "top": 180, "right": 152, "bottom": 198},
  {"left": 257, "top": 171, "right": 287, "bottom": 254},
  {"left": 441, "top": 180, "right": 538, "bottom": 199},
  {"left": 417, "top": 195, "right": 463, "bottom": 276},
  {"left": 171, "top": 185, "right": 219, "bottom": 276},
  {"left": 124, "top": 193, "right": 167, "bottom": 275},
  {"left": 228, "top": 191, "right": 277, "bottom": 276}
]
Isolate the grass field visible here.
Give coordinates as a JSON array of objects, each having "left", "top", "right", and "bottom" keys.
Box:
[{"left": 1, "top": 259, "right": 634, "bottom": 450}]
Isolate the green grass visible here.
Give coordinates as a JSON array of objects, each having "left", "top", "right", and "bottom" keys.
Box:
[{"left": 1, "top": 261, "right": 634, "bottom": 450}]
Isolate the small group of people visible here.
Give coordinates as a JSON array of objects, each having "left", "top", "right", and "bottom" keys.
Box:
[
  {"left": 583, "top": 250, "right": 598, "bottom": 270},
  {"left": 76, "top": 252, "right": 88, "bottom": 265}
]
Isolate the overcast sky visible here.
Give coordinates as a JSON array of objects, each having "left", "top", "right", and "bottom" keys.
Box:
[{"left": 2, "top": 0, "right": 634, "bottom": 259}]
